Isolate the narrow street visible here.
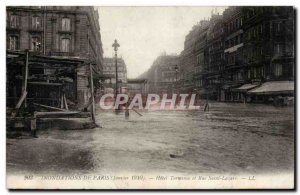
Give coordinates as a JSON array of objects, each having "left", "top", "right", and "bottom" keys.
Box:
[{"left": 7, "top": 102, "right": 294, "bottom": 176}]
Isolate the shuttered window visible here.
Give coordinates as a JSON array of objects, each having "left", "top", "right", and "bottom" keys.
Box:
[
  {"left": 10, "top": 15, "right": 18, "bottom": 28},
  {"left": 62, "top": 18, "right": 71, "bottom": 31},
  {"left": 275, "top": 64, "right": 283, "bottom": 76},
  {"left": 31, "top": 37, "right": 41, "bottom": 51},
  {"left": 9, "top": 36, "right": 18, "bottom": 50},
  {"left": 61, "top": 38, "right": 70, "bottom": 52},
  {"left": 32, "top": 16, "right": 41, "bottom": 29}
]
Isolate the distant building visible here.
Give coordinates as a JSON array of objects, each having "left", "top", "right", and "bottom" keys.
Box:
[
  {"left": 103, "top": 57, "right": 127, "bottom": 90},
  {"left": 193, "top": 20, "right": 210, "bottom": 97},
  {"left": 140, "top": 54, "right": 180, "bottom": 94},
  {"left": 126, "top": 79, "right": 148, "bottom": 95},
  {"left": 221, "top": 6, "right": 244, "bottom": 101},
  {"left": 180, "top": 24, "right": 202, "bottom": 93},
  {"left": 139, "top": 6, "right": 295, "bottom": 105},
  {"left": 6, "top": 6, "right": 104, "bottom": 106},
  {"left": 205, "top": 14, "right": 225, "bottom": 101}
]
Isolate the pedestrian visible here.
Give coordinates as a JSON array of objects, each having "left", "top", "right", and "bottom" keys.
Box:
[
  {"left": 204, "top": 93, "right": 209, "bottom": 112},
  {"left": 125, "top": 108, "right": 129, "bottom": 119},
  {"left": 125, "top": 97, "right": 130, "bottom": 119}
]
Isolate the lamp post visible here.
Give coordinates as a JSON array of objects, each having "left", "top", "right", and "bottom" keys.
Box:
[
  {"left": 112, "top": 39, "right": 120, "bottom": 100},
  {"left": 175, "top": 65, "right": 179, "bottom": 93}
]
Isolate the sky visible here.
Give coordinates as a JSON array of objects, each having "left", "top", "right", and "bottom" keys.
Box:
[{"left": 97, "top": 6, "right": 226, "bottom": 79}]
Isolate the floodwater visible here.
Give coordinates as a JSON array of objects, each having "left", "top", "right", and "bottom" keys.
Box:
[{"left": 7, "top": 102, "right": 294, "bottom": 175}]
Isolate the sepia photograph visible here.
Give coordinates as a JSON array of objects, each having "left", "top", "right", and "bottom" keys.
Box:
[{"left": 5, "top": 5, "right": 295, "bottom": 190}]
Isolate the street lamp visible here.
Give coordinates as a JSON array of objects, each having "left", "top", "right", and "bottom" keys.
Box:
[
  {"left": 112, "top": 39, "right": 120, "bottom": 100},
  {"left": 174, "top": 65, "right": 179, "bottom": 93}
]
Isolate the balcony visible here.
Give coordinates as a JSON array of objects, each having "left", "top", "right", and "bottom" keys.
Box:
[
  {"left": 58, "top": 30, "right": 73, "bottom": 34},
  {"left": 6, "top": 25, "right": 21, "bottom": 32},
  {"left": 28, "top": 27, "right": 43, "bottom": 33}
]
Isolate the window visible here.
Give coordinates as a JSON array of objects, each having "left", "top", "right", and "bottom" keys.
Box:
[
  {"left": 247, "top": 70, "right": 251, "bottom": 79},
  {"left": 275, "top": 44, "right": 283, "bottom": 56},
  {"left": 260, "top": 25, "right": 263, "bottom": 34},
  {"left": 32, "top": 16, "right": 41, "bottom": 29},
  {"left": 285, "top": 43, "right": 294, "bottom": 56},
  {"left": 62, "top": 18, "right": 71, "bottom": 31},
  {"left": 256, "top": 67, "right": 261, "bottom": 77},
  {"left": 61, "top": 38, "right": 70, "bottom": 52},
  {"left": 197, "top": 53, "right": 204, "bottom": 65},
  {"left": 237, "top": 35, "right": 240, "bottom": 44},
  {"left": 275, "top": 23, "right": 281, "bottom": 34},
  {"left": 9, "top": 36, "right": 18, "bottom": 50},
  {"left": 229, "top": 55, "right": 235, "bottom": 64},
  {"left": 253, "top": 29, "right": 257, "bottom": 38},
  {"left": 237, "top": 72, "right": 242, "bottom": 80},
  {"left": 274, "top": 64, "right": 283, "bottom": 76},
  {"left": 31, "top": 37, "right": 41, "bottom": 51},
  {"left": 10, "top": 14, "right": 18, "bottom": 28}
]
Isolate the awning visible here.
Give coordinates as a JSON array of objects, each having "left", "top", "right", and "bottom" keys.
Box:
[
  {"left": 224, "top": 43, "right": 244, "bottom": 53},
  {"left": 248, "top": 81, "right": 294, "bottom": 95},
  {"left": 127, "top": 78, "right": 147, "bottom": 84},
  {"left": 28, "top": 82, "right": 62, "bottom": 86},
  {"left": 221, "top": 85, "right": 230, "bottom": 90},
  {"left": 233, "top": 83, "right": 258, "bottom": 92},
  {"left": 225, "top": 29, "right": 243, "bottom": 41},
  {"left": 221, "top": 84, "right": 235, "bottom": 90},
  {"left": 195, "top": 89, "right": 215, "bottom": 95}
]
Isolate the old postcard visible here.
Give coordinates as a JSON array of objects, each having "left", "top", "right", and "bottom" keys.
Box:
[{"left": 6, "top": 6, "right": 295, "bottom": 189}]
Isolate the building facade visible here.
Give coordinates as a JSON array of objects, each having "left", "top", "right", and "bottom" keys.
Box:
[
  {"left": 103, "top": 57, "right": 127, "bottom": 84},
  {"left": 205, "top": 14, "right": 225, "bottom": 100},
  {"left": 141, "top": 54, "right": 180, "bottom": 94},
  {"left": 6, "top": 6, "right": 104, "bottom": 106},
  {"left": 221, "top": 7, "right": 245, "bottom": 101},
  {"left": 180, "top": 24, "right": 201, "bottom": 93},
  {"left": 241, "top": 6, "right": 294, "bottom": 103},
  {"left": 102, "top": 57, "right": 127, "bottom": 90},
  {"left": 193, "top": 20, "right": 210, "bottom": 98},
  {"left": 193, "top": 6, "right": 294, "bottom": 104},
  {"left": 126, "top": 79, "right": 148, "bottom": 95},
  {"left": 139, "top": 6, "right": 294, "bottom": 105}
]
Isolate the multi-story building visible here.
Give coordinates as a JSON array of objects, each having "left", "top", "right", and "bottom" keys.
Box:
[
  {"left": 126, "top": 79, "right": 148, "bottom": 95},
  {"left": 6, "top": 6, "right": 104, "bottom": 106},
  {"left": 141, "top": 54, "right": 180, "bottom": 94},
  {"left": 221, "top": 6, "right": 244, "bottom": 101},
  {"left": 180, "top": 24, "right": 201, "bottom": 93},
  {"left": 193, "top": 20, "right": 210, "bottom": 98},
  {"left": 205, "top": 14, "right": 225, "bottom": 100},
  {"left": 219, "top": 6, "right": 294, "bottom": 103},
  {"left": 241, "top": 6, "right": 294, "bottom": 103},
  {"left": 139, "top": 6, "right": 295, "bottom": 105},
  {"left": 102, "top": 57, "right": 127, "bottom": 90}
]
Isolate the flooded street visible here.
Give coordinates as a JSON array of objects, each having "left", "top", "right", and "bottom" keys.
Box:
[{"left": 7, "top": 102, "right": 294, "bottom": 176}]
